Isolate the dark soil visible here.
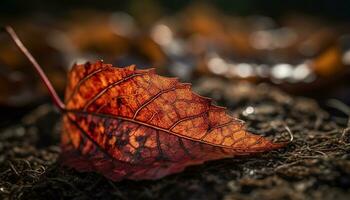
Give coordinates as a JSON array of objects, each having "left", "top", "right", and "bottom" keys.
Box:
[{"left": 0, "top": 78, "right": 349, "bottom": 200}]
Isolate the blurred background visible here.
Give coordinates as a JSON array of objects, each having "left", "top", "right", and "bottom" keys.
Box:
[{"left": 0, "top": 0, "right": 349, "bottom": 126}]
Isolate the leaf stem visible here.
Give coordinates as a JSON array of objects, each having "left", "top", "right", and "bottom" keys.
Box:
[{"left": 3, "top": 26, "right": 66, "bottom": 111}]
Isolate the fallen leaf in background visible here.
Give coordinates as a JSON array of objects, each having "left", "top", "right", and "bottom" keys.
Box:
[
  {"left": 61, "top": 61, "right": 286, "bottom": 181},
  {"left": 2, "top": 7, "right": 350, "bottom": 109}
]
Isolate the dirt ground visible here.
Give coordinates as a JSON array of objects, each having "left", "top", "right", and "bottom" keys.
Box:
[{"left": 0, "top": 78, "right": 349, "bottom": 200}]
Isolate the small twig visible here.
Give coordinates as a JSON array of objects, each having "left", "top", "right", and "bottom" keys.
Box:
[
  {"left": 296, "top": 155, "right": 324, "bottom": 159},
  {"left": 306, "top": 146, "right": 328, "bottom": 158},
  {"left": 283, "top": 125, "right": 294, "bottom": 143},
  {"left": 327, "top": 99, "right": 350, "bottom": 126},
  {"left": 1, "top": 26, "right": 65, "bottom": 111},
  {"left": 274, "top": 160, "right": 301, "bottom": 172},
  {"left": 341, "top": 127, "right": 350, "bottom": 142},
  {"left": 8, "top": 162, "right": 19, "bottom": 176},
  {"left": 327, "top": 99, "right": 350, "bottom": 115},
  {"left": 0, "top": 169, "right": 12, "bottom": 176}
]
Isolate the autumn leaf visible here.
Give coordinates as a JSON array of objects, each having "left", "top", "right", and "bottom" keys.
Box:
[
  {"left": 59, "top": 61, "right": 285, "bottom": 181},
  {"left": 4, "top": 26, "right": 286, "bottom": 181}
]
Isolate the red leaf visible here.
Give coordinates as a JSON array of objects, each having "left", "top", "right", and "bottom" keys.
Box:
[
  {"left": 3, "top": 26, "right": 285, "bottom": 181},
  {"left": 61, "top": 61, "right": 286, "bottom": 181}
]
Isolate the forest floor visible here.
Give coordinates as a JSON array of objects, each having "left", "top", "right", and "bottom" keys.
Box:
[{"left": 0, "top": 79, "right": 349, "bottom": 200}]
